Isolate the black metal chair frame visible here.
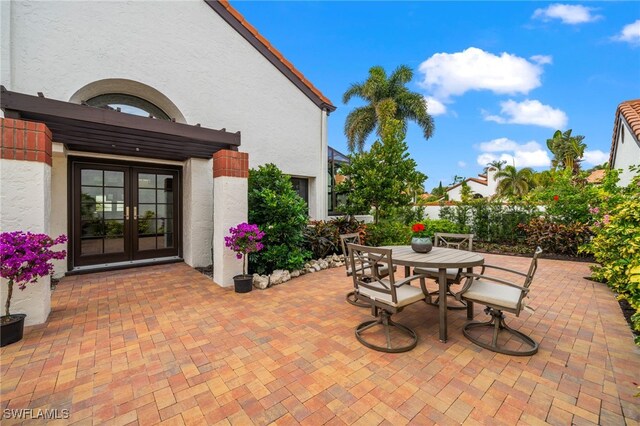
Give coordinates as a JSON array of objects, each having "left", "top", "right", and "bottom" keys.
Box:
[
  {"left": 348, "top": 243, "right": 427, "bottom": 353},
  {"left": 340, "top": 233, "right": 369, "bottom": 307},
  {"left": 418, "top": 233, "right": 474, "bottom": 310},
  {"left": 457, "top": 247, "right": 543, "bottom": 356}
]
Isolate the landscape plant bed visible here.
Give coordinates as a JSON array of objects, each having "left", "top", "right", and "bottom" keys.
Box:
[{"left": 474, "top": 242, "right": 595, "bottom": 263}]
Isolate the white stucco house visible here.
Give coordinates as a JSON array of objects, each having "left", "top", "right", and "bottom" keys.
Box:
[
  {"left": 0, "top": 0, "right": 336, "bottom": 324},
  {"left": 609, "top": 99, "right": 640, "bottom": 187},
  {"left": 445, "top": 167, "right": 499, "bottom": 201}
]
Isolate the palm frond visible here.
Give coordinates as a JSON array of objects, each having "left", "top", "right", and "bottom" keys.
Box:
[
  {"left": 344, "top": 105, "right": 376, "bottom": 152},
  {"left": 342, "top": 83, "right": 366, "bottom": 104}
]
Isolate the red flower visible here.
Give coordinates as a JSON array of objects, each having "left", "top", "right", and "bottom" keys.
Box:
[
  {"left": 553, "top": 195, "right": 559, "bottom": 201},
  {"left": 412, "top": 223, "right": 425, "bottom": 233}
]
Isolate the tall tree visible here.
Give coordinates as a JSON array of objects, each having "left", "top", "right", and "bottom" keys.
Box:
[
  {"left": 546, "top": 129, "right": 586, "bottom": 174},
  {"left": 495, "top": 165, "right": 534, "bottom": 198},
  {"left": 343, "top": 65, "right": 435, "bottom": 152},
  {"left": 337, "top": 100, "right": 427, "bottom": 223},
  {"left": 483, "top": 160, "right": 507, "bottom": 173}
]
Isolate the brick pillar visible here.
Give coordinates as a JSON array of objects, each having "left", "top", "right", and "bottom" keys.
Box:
[
  {"left": 212, "top": 150, "right": 248, "bottom": 287},
  {"left": 0, "top": 118, "right": 54, "bottom": 325}
]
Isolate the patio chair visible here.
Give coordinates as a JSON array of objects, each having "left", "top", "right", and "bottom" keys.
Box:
[
  {"left": 347, "top": 243, "right": 426, "bottom": 353},
  {"left": 415, "top": 233, "right": 474, "bottom": 309},
  {"left": 457, "top": 247, "right": 543, "bottom": 356},
  {"left": 340, "top": 233, "right": 392, "bottom": 307}
]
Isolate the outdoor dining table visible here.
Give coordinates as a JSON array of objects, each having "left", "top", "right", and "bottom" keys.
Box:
[{"left": 380, "top": 245, "right": 485, "bottom": 343}]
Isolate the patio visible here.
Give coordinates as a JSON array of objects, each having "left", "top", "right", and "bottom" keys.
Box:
[{"left": 1, "top": 254, "right": 639, "bottom": 425}]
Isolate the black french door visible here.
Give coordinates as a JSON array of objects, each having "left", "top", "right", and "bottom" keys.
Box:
[{"left": 71, "top": 160, "right": 180, "bottom": 268}]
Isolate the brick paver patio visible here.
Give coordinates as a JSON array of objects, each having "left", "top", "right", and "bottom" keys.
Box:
[{"left": 1, "top": 254, "right": 639, "bottom": 425}]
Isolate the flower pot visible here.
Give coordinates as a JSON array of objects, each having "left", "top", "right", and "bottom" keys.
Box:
[
  {"left": 233, "top": 275, "right": 253, "bottom": 293},
  {"left": 411, "top": 237, "right": 433, "bottom": 253},
  {"left": 1, "top": 314, "right": 27, "bottom": 347}
]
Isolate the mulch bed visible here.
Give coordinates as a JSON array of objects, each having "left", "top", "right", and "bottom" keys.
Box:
[
  {"left": 474, "top": 242, "right": 595, "bottom": 263},
  {"left": 195, "top": 265, "right": 213, "bottom": 279}
]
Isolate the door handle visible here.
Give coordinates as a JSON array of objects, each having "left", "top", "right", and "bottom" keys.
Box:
[
  {"left": 125, "top": 206, "right": 129, "bottom": 220},
  {"left": 134, "top": 206, "right": 138, "bottom": 220}
]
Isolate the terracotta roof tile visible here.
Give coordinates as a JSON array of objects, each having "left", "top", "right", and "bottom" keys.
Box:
[
  {"left": 610, "top": 99, "right": 640, "bottom": 167},
  {"left": 214, "top": 0, "right": 335, "bottom": 110},
  {"left": 587, "top": 169, "right": 606, "bottom": 183}
]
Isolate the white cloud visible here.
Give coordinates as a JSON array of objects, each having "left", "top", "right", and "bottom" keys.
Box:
[
  {"left": 418, "top": 47, "right": 546, "bottom": 100},
  {"left": 476, "top": 138, "right": 552, "bottom": 168},
  {"left": 424, "top": 96, "right": 447, "bottom": 116},
  {"left": 532, "top": 4, "right": 602, "bottom": 25},
  {"left": 484, "top": 99, "right": 568, "bottom": 129},
  {"left": 583, "top": 150, "right": 609, "bottom": 166},
  {"left": 457, "top": 161, "right": 467, "bottom": 168},
  {"left": 613, "top": 20, "right": 640, "bottom": 45},
  {"left": 530, "top": 55, "right": 553, "bottom": 65}
]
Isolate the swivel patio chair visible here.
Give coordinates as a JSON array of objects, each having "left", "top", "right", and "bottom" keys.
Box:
[
  {"left": 340, "top": 233, "right": 392, "bottom": 307},
  {"left": 457, "top": 247, "right": 543, "bottom": 356},
  {"left": 348, "top": 243, "right": 426, "bottom": 353},
  {"left": 415, "top": 233, "right": 474, "bottom": 309}
]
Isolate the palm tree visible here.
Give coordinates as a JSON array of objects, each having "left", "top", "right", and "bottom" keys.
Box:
[
  {"left": 483, "top": 160, "right": 506, "bottom": 174},
  {"left": 546, "top": 129, "right": 586, "bottom": 174},
  {"left": 494, "top": 165, "right": 534, "bottom": 198},
  {"left": 343, "top": 65, "right": 435, "bottom": 152}
]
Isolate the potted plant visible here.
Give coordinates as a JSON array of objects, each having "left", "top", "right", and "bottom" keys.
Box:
[
  {"left": 224, "top": 223, "right": 265, "bottom": 293},
  {"left": 1, "top": 231, "right": 67, "bottom": 347},
  {"left": 410, "top": 223, "right": 433, "bottom": 253}
]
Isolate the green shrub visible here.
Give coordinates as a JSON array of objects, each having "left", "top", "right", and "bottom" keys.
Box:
[
  {"left": 363, "top": 221, "right": 412, "bottom": 247},
  {"left": 519, "top": 218, "right": 592, "bottom": 256},
  {"left": 421, "top": 219, "right": 465, "bottom": 238},
  {"left": 248, "top": 164, "right": 310, "bottom": 274},
  {"left": 581, "top": 176, "right": 640, "bottom": 344},
  {"left": 304, "top": 221, "right": 339, "bottom": 259}
]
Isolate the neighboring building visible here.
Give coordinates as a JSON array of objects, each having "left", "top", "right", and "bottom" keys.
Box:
[
  {"left": 445, "top": 167, "right": 499, "bottom": 201},
  {"left": 610, "top": 99, "right": 640, "bottom": 186},
  {"left": 586, "top": 169, "right": 606, "bottom": 184},
  {"left": 0, "top": 0, "right": 335, "bottom": 324}
]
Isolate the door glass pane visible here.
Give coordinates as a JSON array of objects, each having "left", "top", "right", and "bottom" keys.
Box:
[
  {"left": 157, "top": 204, "right": 172, "bottom": 219},
  {"left": 104, "top": 237, "right": 124, "bottom": 253},
  {"left": 157, "top": 219, "right": 171, "bottom": 235},
  {"left": 157, "top": 175, "right": 173, "bottom": 189},
  {"left": 157, "top": 189, "right": 173, "bottom": 203},
  {"left": 81, "top": 220, "right": 104, "bottom": 237},
  {"left": 138, "top": 204, "right": 156, "bottom": 219},
  {"left": 104, "top": 187, "right": 124, "bottom": 203},
  {"left": 81, "top": 169, "right": 102, "bottom": 186},
  {"left": 104, "top": 203, "right": 125, "bottom": 219},
  {"left": 138, "top": 218, "right": 156, "bottom": 235},
  {"left": 104, "top": 171, "right": 124, "bottom": 187},
  {"left": 81, "top": 186, "right": 102, "bottom": 202},
  {"left": 138, "top": 236, "right": 156, "bottom": 251},
  {"left": 138, "top": 174, "right": 155, "bottom": 188},
  {"left": 158, "top": 233, "right": 174, "bottom": 249},
  {"left": 81, "top": 205, "right": 102, "bottom": 221},
  {"left": 139, "top": 189, "right": 155, "bottom": 203},
  {"left": 81, "top": 239, "right": 103, "bottom": 255}
]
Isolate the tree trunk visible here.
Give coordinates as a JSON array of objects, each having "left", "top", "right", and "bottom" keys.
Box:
[{"left": 5, "top": 279, "right": 13, "bottom": 317}]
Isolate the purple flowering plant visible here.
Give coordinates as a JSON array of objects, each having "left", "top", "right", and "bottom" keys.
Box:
[
  {"left": 1, "top": 231, "right": 67, "bottom": 318},
  {"left": 224, "top": 223, "right": 265, "bottom": 277}
]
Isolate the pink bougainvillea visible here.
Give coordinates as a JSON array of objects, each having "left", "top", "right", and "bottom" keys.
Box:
[
  {"left": 1, "top": 231, "right": 67, "bottom": 316},
  {"left": 224, "top": 223, "right": 265, "bottom": 276}
]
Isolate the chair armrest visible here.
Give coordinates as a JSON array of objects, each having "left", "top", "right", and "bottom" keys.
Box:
[
  {"left": 394, "top": 274, "right": 427, "bottom": 287},
  {"left": 459, "top": 272, "right": 529, "bottom": 293},
  {"left": 480, "top": 264, "right": 528, "bottom": 277}
]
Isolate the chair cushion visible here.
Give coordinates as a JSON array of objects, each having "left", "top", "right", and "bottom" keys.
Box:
[
  {"left": 461, "top": 279, "right": 522, "bottom": 310},
  {"left": 358, "top": 280, "right": 425, "bottom": 308},
  {"left": 414, "top": 267, "right": 460, "bottom": 280}
]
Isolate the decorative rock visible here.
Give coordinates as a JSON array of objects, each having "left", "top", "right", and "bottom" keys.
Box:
[
  {"left": 253, "top": 274, "right": 269, "bottom": 290},
  {"left": 290, "top": 270, "right": 300, "bottom": 278},
  {"left": 270, "top": 270, "right": 290, "bottom": 286},
  {"left": 318, "top": 260, "right": 329, "bottom": 270},
  {"left": 307, "top": 267, "right": 316, "bottom": 274}
]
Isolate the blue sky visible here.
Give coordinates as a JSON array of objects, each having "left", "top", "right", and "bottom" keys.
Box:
[{"left": 232, "top": 1, "right": 640, "bottom": 191}]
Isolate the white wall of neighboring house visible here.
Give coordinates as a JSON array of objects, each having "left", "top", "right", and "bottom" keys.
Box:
[
  {"left": 612, "top": 118, "right": 640, "bottom": 187},
  {"left": 446, "top": 167, "right": 499, "bottom": 201},
  {"left": 2, "top": 1, "right": 330, "bottom": 278}
]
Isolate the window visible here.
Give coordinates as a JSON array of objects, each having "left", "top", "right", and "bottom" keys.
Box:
[
  {"left": 290, "top": 177, "right": 309, "bottom": 205},
  {"left": 86, "top": 94, "right": 170, "bottom": 120},
  {"left": 328, "top": 147, "right": 349, "bottom": 215}
]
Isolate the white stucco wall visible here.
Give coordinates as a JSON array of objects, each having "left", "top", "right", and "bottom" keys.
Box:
[
  {"left": 4, "top": 0, "right": 327, "bottom": 220},
  {"left": 0, "top": 159, "right": 52, "bottom": 325},
  {"left": 50, "top": 144, "right": 68, "bottom": 278},
  {"left": 183, "top": 158, "right": 214, "bottom": 267},
  {"left": 213, "top": 176, "right": 247, "bottom": 287},
  {"left": 612, "top": 118, "right": 640, "bottom": 187},
  {"left": 446, "top": 168, "right": 499, "bottom": 201}
]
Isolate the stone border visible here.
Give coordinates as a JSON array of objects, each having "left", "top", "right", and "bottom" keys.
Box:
[{"left": 252, "top": 254, "right": 346, "bottom": 289}]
